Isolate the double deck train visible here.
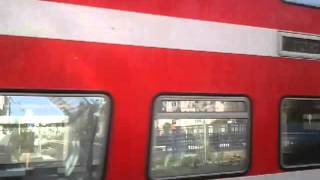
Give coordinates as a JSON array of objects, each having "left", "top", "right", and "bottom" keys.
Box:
[{"left": 0, "top": 0, "right": 320, "bottom": 179}]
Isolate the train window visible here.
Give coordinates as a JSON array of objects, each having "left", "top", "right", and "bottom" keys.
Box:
[
  {"left": 278, "top": 32, "right": 320, "bottom": 60},
  {"left": 283, "top": 0, "right": 320, "bottom": 8},
  {"left": 281, "top": 98, "right": 320, "bottom": 169},
  {"left": 0, "top": 93, "right": 111, "bottom": 179},
  {"left": 149, "top": 95, "right": 251, "bottom": 179}
]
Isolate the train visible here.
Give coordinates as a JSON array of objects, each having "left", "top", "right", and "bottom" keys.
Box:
[{"left": 0, "top": 0, "right": 320, "bottom": 179}]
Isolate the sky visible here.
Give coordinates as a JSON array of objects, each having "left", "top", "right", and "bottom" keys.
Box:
[
  {"left": 285, "top": 0, "right": 320, "bottom": 7},
  {"left": 10, "top": 96, "right": 64, "bottom": 116},
  {"left": 8, "top": 96, "right": 105, "bottom": 116}
]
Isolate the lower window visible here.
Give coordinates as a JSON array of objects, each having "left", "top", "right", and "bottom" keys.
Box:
[
  {"left": 0, "top": 93, "right": 111, "bottom": 179},
  {"left": 281, "top": 97, "right": 320, "bottom": 168},
  {"left": 149, "top": 95, "right": 251, "bottom": 179}
]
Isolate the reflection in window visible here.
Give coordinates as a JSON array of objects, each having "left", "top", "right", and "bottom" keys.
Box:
[
  {"left": 0, "top": 94, "right": 110, "bottom": 179},
  {"left": 159, "top": 100, "right": 246, "bottom": 113},
  {"left": 281, "top": 98, "right": 320, "bottom": 168},
  {"left": 150, "top": 96, "right": 250, "bottom": 179}
]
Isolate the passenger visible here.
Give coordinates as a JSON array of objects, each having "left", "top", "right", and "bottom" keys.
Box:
[
  {"left": 20, "top": 125, "right": 35, "bottom": 168},
  {"left": 0, "top": 126, "right": 11, "bottom": 164},
  {"left": 8, "top": 129, "right": 21, "bottom": 163}
]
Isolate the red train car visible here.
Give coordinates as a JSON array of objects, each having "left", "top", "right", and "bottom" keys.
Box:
[{"left": 0, "top": 0, "right": 320, "bottom": 179}]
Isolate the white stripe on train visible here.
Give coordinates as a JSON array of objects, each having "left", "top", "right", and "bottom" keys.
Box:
[
  {"left": 221, "top": 169, "right": 320, "bottom": 180},
  {"left": 2, "top": 0, "right": 319, "bottom": 59},
  {"left": 0, "top": 0, "right": 283, "bottom": 57}
]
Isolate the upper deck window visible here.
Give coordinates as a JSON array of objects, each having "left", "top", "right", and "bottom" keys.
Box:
[
  {"left": 278, "top": 32, "right": 320, "bottom": 60},
  {"left": 0, "top": 93, "right": 111, "bottom": 179},
  {"left": 149, "top": 95, "right": 251, "bottom": 179},
  {"left": 283, "top": 0, "right": 320, "bottom": 7}
]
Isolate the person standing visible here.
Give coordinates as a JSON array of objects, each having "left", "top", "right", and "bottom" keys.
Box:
[{"left": 20, "top": 124, "right": 35, "bottom": 168}]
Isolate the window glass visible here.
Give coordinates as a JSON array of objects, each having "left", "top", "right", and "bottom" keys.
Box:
[
  {"left": 282, "top": 36, "right": 320, "bottom": 55},
  {"left": 278, "top": 32, "right": 320, "bottom": 60},
  {"left": 284, "top": 0, "right": 320, "bottom": 7},
  {"left": 281, "top": 98, "right": 320, "bottom": 168},
  {"left": 150, "top": 96, "right": 250, "bottom": 179},
  {"left": 0, "top": 93, "right": 110, "bottom": 179}
]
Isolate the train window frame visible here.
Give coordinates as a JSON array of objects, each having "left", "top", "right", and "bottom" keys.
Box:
[
  {"left": 282, "top": 0, "right": 320, "bottom": 8},
  {"left": 278, "top": 31, "right": 320, "bottom": 60},
  {"left": 0, "top": 91, "right": 112, "bottom": 180},
  {"left": 280, "top": 97, "right": 320, "bottom": 170},
  {"left": 148, "top": 95, "right": 251, "bottom": 180}
]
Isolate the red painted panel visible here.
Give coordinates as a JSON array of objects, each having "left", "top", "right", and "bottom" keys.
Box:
[
  {"left": 1, "top": 35, "right": 320, "bottom": 179},
  {"left": 44, "top": 0, "right": 320, "bottom": 34}
]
